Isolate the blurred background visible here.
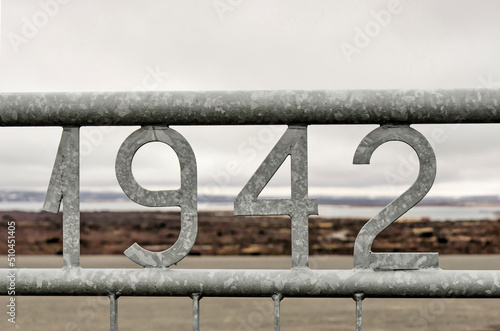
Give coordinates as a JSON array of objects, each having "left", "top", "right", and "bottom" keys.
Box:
[
  {"left": 1, "top": 1, "right": 500, "bottom": 330},
  {"left": 0, "top": 0, "right": 500, "bottom": 213}
]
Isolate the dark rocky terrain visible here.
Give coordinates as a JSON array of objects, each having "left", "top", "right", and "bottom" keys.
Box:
[{"left": 1, "top": 210, "right": 499, "bottom": 255}]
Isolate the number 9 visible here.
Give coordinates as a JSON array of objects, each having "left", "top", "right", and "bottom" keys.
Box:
[{"left": 115, "top": 126, "right": 197, "bottom": 268}]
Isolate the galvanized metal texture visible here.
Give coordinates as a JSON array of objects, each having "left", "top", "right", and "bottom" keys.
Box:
[
  {"left": 2, "top": 268, "right": 500, "bottom": 298},
  {"left": 353, "top": 125, "right": 438, "bottom": 270},
  {"left": 115, "top": 126, "right": 197, "bottom": 268},
  {"left": 109, "top": 293, "right": 118, "bottom": 331},
  {"left": 4, "top": 89, "right": 500, "bottom": 330},
  {"left": 353, "top": 293, "right": 364, "bottom": 331},
  {"left": 1, "top": 89, "right": 500, "bottom": 126},
  {"left": 234, "top": 126, "right": 317, "bottom": 268},
  {"left": 42, "top": 127, "right": 80, "bottom": 268},
  {"left": 273, "top": 293, "right": 283, "bottom": 331},
  {"left": 191, "top": 293, "right": 201, "bottom": 331}
]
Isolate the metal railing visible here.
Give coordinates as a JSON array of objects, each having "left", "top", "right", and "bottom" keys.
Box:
[{"left": 1, "top": 89, "right": 500, "bottom": 330}]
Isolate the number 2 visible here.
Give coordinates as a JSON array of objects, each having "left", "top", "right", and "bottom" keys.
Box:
[{"left": 353, "top": 125, "right": 439, "bottom": 270}]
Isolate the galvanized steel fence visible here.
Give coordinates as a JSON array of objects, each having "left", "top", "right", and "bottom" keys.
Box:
[{"left": 1, "top": 89, "right": 500, "bottom": 330}]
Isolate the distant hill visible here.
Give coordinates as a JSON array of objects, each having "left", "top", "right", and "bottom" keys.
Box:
[{"left": 1, "top": 190, "right": 499, "bottom": 206}]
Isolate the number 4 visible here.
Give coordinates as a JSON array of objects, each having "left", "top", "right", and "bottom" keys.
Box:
[{"left": 234, "top": 125, "right": 318, "bottom": 268}]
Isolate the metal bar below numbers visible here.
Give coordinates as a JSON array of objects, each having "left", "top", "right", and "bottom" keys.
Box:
[
  {"left": 191, "top": 293, "right": 201, "bottom": 331},
  {"left": 353, "top": 293, "right": 364, "bottom": 331},
  {"left": 273, "top": 293, "right": 283, "bottom": 331},
  {"left": 109, "top": 293, "right": 118, "bottom": 331},
  {"left": 4, "top": 268, "right": 500, "bottom": 298}
]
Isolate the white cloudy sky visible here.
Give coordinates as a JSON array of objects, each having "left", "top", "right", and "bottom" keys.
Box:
[{"left": 0, "top": 0, "right": 500, "bottom": 200}]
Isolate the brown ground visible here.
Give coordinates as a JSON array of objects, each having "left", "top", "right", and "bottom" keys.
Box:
[
  {"left": 1, "top": 210, "right": 500, "bottom": 256},
  {"left": 0, "top": 255, "right": 499, "bottom": 330},
  {"left": 2, "top": 211, "right": 500, "bottom": 330}
]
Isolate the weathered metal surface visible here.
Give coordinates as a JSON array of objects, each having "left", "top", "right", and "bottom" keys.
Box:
[
  {"left": 0, "top": 89, "right": 500, "bottom": 126},
  {"left": 353, "top": 293, "right": 364, "bottom": 331},
  {"left": 2, "top": 268, "right": 500, "bottom": 298},
  {"left": 191, "top": 293, "right": 201, "bottom": 331},
  {"left": 109, "top": 293, "right": 118, "bottom": 331},
  {"left": 272, "top": 293, "right": 283, "bottom": 331},
  {"left": 43, "top": 127, "right": 80, "bottom": 268},
  {"left": 234, "top": 126, "right": 318, "bottom": 268},
  {"left": 3, "top": 89, "right": 500, "bottom": 330},
  {"left": 353, "top": 125, "right": 438, "bottom": 270},
  {"left": 116, "top": 126, "right": 197, "bottom": 268}
]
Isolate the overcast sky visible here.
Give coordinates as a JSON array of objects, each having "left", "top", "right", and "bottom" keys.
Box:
[{"left": 1, "top": 0, "right": 500, "bottom": 201}]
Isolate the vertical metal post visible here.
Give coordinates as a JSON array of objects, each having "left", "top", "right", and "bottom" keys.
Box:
[
  {"left": 272, "top": 293, "right": 283, "bottom": 331},
  {"left": 43, "top": 127, "right": 80, "bottom": 268},
  {"left": 291, "top": 211, "right": 309, "bottom": 268},
  {"left": 353, "top": 293, "right": 364, "bottom": 331},
  {"left": 290, "top": 125, "right": 315, "bottom": 268},
  {"left": 109, "top": 293, "right": 118, "bottom": 331},
  {"left": 191, "top": 293, "right": 201, "bottom": 331}
]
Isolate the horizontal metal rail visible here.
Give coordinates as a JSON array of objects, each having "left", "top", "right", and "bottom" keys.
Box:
[
  {"left": 0, "top": 89, "right": 500, "bottom": 126},
  {"left": 3, "top": 89, "right": 500, "bottom": 330},
  {"left": 2, "top": 268, "right": 500, "bottom": 298}
]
